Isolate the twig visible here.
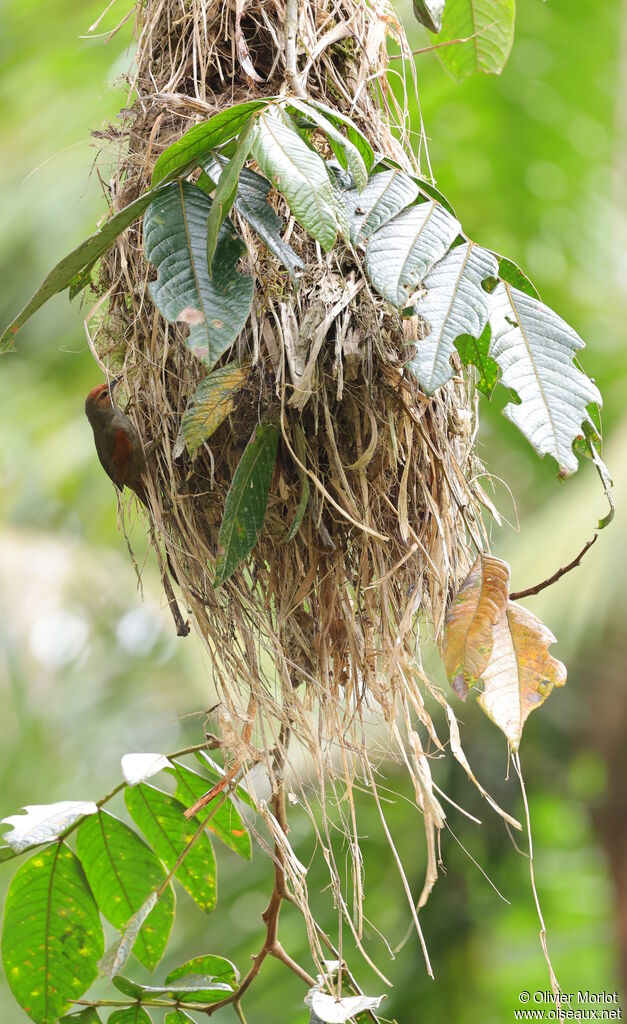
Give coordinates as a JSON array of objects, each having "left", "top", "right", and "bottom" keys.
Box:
[
  {"left": 285, "top": 0, "right": 307, "bottom": 97},
  {"left": 388, "top": 23, "right": 497, "bottom": 60},
  {"left": 205, "top": 726, "right": 315, "bottom": 1016},
  {"left": 509, "top": 534, "right": 597, "bottom": 601}
]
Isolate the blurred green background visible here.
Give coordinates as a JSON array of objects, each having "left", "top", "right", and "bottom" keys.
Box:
[{"left": 1, "top": 0, "right": 626, "bottom": 1020}]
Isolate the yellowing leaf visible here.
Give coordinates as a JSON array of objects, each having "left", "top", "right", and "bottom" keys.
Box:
[
  {"left": 442, "top": 555, "right": 510, "bottom": 699},
  {"left": 478, "top": 602, "right": 566, "bottom": 751},
  {"left": 181, "top": 361, "right": 247, "bottom": 458}
]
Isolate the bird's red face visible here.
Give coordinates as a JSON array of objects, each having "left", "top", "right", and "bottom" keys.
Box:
[{"left": 85, "top": 380, "right": 119, "bottom": 415}]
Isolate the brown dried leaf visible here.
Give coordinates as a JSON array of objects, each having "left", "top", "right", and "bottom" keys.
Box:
[
  {"left": 442, "top": 555, "right": 510, "bottom": 699},
  {"left": 478, "top": 601, "right": 566, "bottom": 751}
]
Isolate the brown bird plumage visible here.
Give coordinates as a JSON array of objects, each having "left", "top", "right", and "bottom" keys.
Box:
[
  {"left": 85, "top": 379, "right": 190, "bottom": 637},
  {"left": 85, "top": 380, "right": 148, "bottom": 504}
]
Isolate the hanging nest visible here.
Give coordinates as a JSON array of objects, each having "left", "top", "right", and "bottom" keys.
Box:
[{"left": 87, "top": 0, "right": 499, "bottom": 971}]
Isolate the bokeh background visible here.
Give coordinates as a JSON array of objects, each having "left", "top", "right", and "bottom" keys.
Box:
[{"left": 1, "top": 0, "right": 626, "bottom": 1020}]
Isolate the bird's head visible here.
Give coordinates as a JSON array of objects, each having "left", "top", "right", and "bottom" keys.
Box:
[{"left": 85, "top": 379, "right": 120, "bottom": 425}]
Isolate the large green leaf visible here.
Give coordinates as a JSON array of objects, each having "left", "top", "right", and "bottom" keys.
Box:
[
  {"left": 251, "top": 108, "right": 339, "bottom": 250},
  {"left": 151, "top": 100, "right": 269, "bottom": 185},
  {"left": 488, "top": 283, "right": 602, "bottom": 475},
  {"left": 407, "top": 242, "right": 498, "bottom": 393},
  {"left": 214, "top": 422, "right": 279, "bottom": 586},
  {"left": 180, "top": 361, "right": 248, "bottom": 459},
  {"left": 205, "top": 159, "right": 304, "bottom": 281},
  {"left": 434, "top": 0, "right": 515, "bottom": 80},
  {"left": 112, "top": 974, "right": 234, "bottom": 1004},
  {"left": 109, "top": 1010, "right": 153, "bottom": 1024},
  {"left": 288, "top": 99, "right": 368, "bottom": 191},
  {"left": 168, "top": 761, "right": 252, "bottom": 859},
  {"left": 75, "top": 810, "right": 174, "bottom": 971},
  {"left": 144, "top": 180, "right": 254, "bottom": 368},
  {"left": 343, "top": 169, "right": 419, "bottom": 245},
  {"left": 206, "top": 115, "right": 258, "bottom": 271},
  {"left": 1, "top": 844, "right": 104, "bottom": 1024},
  {"left": 165, "top": 1013, "right": 195, "bottom": 1024},
  {"left": 166, "top": 953, "right": 239, "bottom": 991},
  {"left": 124, "top": 784, "right": 217, "bottom": 912},
  {"left": 365, "top": 199, "right": 461, "bottom": 308},
  {"left": 0, "top": 187, "right": 166, "bottom": 351}
]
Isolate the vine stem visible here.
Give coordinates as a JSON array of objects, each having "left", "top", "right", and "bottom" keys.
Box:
[
  {"left": 509, "top": 533, "right": 597, "bottom": 601},
  {"left": 204, "top": 725, "right": 315, "bottom": 1017}
]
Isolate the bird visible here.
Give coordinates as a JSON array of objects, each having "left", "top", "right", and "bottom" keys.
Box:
[
  {"left": 84, "top": 379, "right": 148, "bottom": 505},
  {"left": 85, "top": 378, "right": 190, "bottom": 637}
]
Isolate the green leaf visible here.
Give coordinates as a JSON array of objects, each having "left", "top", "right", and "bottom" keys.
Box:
[
  {"left": 415, "top": 178, "right": 457, "bottom": 218},
  {"left": 165, "top": 1013, "right": 196, "bottom": 1024},
  {"left": 168, "top": 762, "right": 252, "bottom": 859},
  {"left": 124, "top": 784, "right": 217, "bottom": 912},
  {"left": 413, "top": 0, "right": 445, "bottom": 32},
  {"left": 1, "top": 844, "right": 104, "bottom": 1024},
  {"left": 205, "top": 159, "right": 304, "bottom": 281},
  {"left": 214, "top": 422, "right": 279, "bottom": 585},
  {"left": 434, "top": 0, "right": 515, "bottom": 80},
  {"left": 305, "top": 100, "right": 375, "bottom": 173},
  {"left": 144, "top": 180, "right": 254, "bottom": 368},
  {"left": 488, "top": 283, "right": 602, "bottom": 475},
  {"left": 151, "top": 99, "right": 270, "bottom": 185},
  {"left": 60, "top": 1010, "right": 102, "bottom": 1024},
  {"left": 109, "top": 1009, "right": 153, "bottom": 1024},
  {"left": 251, "top": 108, "right": 339, "bottom": 250},
  {"left": 166, "top": 954, "right": 239, "bottom": 991},
  {"left": 496, "top": 254, "right": 540, "bottom": 300},
  {"left": 181, "top": 361, "right": 248, "bottom": 459},
  {"left": 455, "top": 323, "right": 499, "bottom": 398},
  {"left": 112, "top": 974, "right": 234, "bottom": 1004},
  {"left": 343, "top": 169, "right": 419, "bottom": 245},
  {"left": 206, "top": 115, "right": 258, "bottom": 272},
  {"left": 75, "top": 810, "right": 174, "bottom": 971},
  {"left": 407, "top": 242, "right": 498, "bottom": 393},
  {"left": 0, "top": 844, "right": 18, "bottom": 863},
  {"left": 0, "top": 187, "right": 165, "bottom": 350},
  {"left": 288, "top": 99, "right": 369, "bottom": 191},
  {"left": 1, "top": 799, "right": 98, "bottom": 852}
]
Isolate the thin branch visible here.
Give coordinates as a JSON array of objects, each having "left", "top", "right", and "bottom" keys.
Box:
[
  {"left": 388, "top": 24, "right": 496, "bottom": 60},
  {"left": 509, "top": 534, "right": 597, "bottom": 601},
  {"left": 206, "top": 725, "right": 315, "bottom": 1017}
]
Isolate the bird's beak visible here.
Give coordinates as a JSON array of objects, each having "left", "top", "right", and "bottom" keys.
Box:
[{"left": 108, "top": 376, "right": 122, "bottom": 396}]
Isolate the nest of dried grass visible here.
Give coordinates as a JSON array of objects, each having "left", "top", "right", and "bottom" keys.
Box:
[{"left": 87, "top": 0, "right": 498, "bottom": 971}]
